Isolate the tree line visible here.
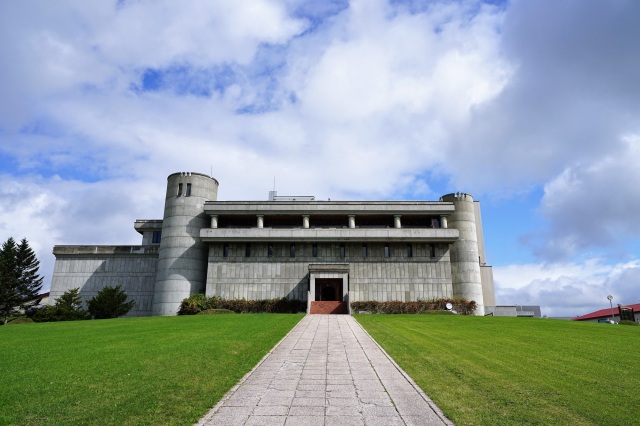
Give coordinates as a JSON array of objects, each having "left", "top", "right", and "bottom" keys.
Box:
[{"left": 0, "top": 237, "right": 135, "bottom": 324}]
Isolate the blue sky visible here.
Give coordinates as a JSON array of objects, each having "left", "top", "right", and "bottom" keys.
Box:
[{"left": 1, "top": 0, "right": 640, "bottom": 317}]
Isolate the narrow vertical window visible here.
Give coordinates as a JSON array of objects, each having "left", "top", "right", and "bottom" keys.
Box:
[
  {"left": 429, "top": 244, "right": 436, "bottom": 258},
  {"left": 223, "top": 243, "right": 229, "bottom": 258},
  {"left": 407, "top": 243, "right": 413, "bottom": 258},
  {"left": 312, "top": 243, "right": 318, "bottom": 257},
  {"left": 185, "top": 183, "right": 192, "bottom": 197},
  {"left": 245, "top": 243, "right": 251, "bottom": 257},
  {"left": 152, "top": 231, "right": 162, "bottom": 244},
  {"left": 362, "top": 243, "right": 368, "bottom": 258},
  {"left": 339, "top": 243, "right": 345, "bottom": 258},
  {"left": 384, "top": 243, "right": 390, "bottom": 258},
  {"left": 268, "top": 243, "right": 273, "bottom": 257},
  {"left": 177, "top": 183, "right": 183, "bottom": 197},
  {"left": 290, "top": 243, "right": 296, "bottom": 258}
]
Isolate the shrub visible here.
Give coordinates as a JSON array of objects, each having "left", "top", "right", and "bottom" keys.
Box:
[
  {"left": 197, "top": 309, "right": 235, "bottom": 315},
  {"left": 618, "top": 320, "right": 639, "bottom": 326},
  {"left": 350, "top": 298, "right": 477, "bottom": 315},
  {"left": 178, "top": 294, "right": 305, "bottom": 315},
  {"left": 87, "top": 285, "right": 135, "bottom": 319},
  {"left": 31, "top": 288, "right": 90, "bottom": 322}
]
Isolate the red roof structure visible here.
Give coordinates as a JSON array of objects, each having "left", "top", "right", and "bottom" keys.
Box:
[{"left": 573, "top": 303, "right": 640, "bottom": 321}]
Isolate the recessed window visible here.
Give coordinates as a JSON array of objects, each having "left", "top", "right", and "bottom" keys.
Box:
[
  {"left": 290, "top": 243, "right": 296, "bottom": 258},
  {"left": 268, "top": 243, "right": 273, "bottom": 257},
  {"left": 152, "top": 231, "right": 161, "bottom": 244},
  {"left": 384, "top": 243, "right": 390, "bottom": 258},
  {"left": 223, "top": 243, "right": 229, "bottom": 258},
  {"left": 245, "top": 243, "right": 251, "bottom": 257},
  {"left": 177, "top": 183, "right": 183, "bottom": 197},
  {"left": 407, "top": 244, "right": 413, "bottom": 258},
  {"left": 185, "top": 183, "right": 192, "bottom": 197},
  {"left": 362, "top": 243, "right": 368, "bottom": 258},
  {"left": 429, "top": 244, "right": 436, "bottom": 258},
  {"left": 339, "top": 244, "right": 345, "bottom": 258},
  {"left": 312, "top": 243, "right": 318, "bottom": 258}
]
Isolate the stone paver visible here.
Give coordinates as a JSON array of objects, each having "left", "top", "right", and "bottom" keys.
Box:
[{"left": 197, "top": 315, "right": 453, "bottom": 425}]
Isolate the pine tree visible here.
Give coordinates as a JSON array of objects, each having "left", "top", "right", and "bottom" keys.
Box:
[
  {"left": 0, "top": 237, "right": 43, "bottom": 324},
  {"left": 87, "top": 285, "right": 135, "bottom": 319}
]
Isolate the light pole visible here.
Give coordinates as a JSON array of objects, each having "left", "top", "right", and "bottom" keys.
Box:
[{"left": 607, "top": 295, "right": 614, "bottom": 323}]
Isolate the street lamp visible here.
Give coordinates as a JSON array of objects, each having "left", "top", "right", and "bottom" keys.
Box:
[{"left": 607, "top": 295, "right": 614, "bottom": 323}]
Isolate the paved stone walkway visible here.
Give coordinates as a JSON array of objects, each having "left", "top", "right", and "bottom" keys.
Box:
[{"left": 197, "top": 315, "right": 452, "bottom": 426}]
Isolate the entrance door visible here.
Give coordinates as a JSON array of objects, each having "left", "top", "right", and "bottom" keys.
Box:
[{"left": 315, "top": 278, "right": 343, "bottom": 301}]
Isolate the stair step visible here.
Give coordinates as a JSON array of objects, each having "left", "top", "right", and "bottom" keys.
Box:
[{"left": 310, "top": 301, "right": 348, "bottom": 315}]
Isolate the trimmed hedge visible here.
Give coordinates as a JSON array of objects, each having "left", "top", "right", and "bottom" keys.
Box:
[
  {"left": 178, "top": 295, "right": 305, "bottom": 315},
  {"left": 350, "top": 298, "right": 477, "bottom": 315},
  {"left": 197, "top": 309, "right": 235, "bottom": 315}
]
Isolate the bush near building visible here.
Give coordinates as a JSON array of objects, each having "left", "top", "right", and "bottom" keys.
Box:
[
  {"left": 351, "top": 298, "right": 476, "bottom": 315},
  {"left": 178, "top": 294, "right": 305, "bottom": 315}
]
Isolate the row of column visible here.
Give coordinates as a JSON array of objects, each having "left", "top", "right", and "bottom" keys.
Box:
[{"left": 210, "top": 214, "right": 449, "bottom": 229}]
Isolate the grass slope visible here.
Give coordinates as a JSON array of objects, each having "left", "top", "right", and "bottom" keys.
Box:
[
  {"left": 0, "top": 314, "right": 302, "bottom": 426},
  {"left": 355, "top": 315, "right": 640, "bottom": 426}
]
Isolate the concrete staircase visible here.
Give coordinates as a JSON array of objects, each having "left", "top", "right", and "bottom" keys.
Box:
[{"left": 309, "top": 301, "right": 348, "bottom": 315}]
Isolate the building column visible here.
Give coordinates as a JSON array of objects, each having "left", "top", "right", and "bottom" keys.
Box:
[
  {"left": 348, "top": 215, "right": 356, "bottom": 229},
  {"left": 394, "top": 215, "right": 402, "bottom": 229},
  {"left": 257, "top": 215, "right": 264, "bottom": 229},
  {"left": 211, "top": 215, "right": 218, "bottom": 228},
  {"left": 440, "top": 215, "right": 448, "bottom": 229},
  {"left": 302, "top": 215, "right": 310, "bottom": 229}
]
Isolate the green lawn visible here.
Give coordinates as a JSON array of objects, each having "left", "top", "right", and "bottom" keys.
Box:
[
  {"left": 0, "top": 314, "right": 302, "bottom": 426},
  {"left": 355, "top": 315, "right": 640, "bottom": 425}
]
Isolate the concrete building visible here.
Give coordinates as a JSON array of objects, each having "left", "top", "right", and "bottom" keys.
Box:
[{"left": 50, "top": 172, "right": 495, "bottom": 316}]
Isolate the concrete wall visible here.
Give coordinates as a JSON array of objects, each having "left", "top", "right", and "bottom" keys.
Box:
[
  {"left": 152, "top": 172, "right": 219, "bottom": 315},
  {"left": 440, "top": 193, "right": 485, "bottom": 315},
  {"left": 50, "top": 247, "right": 158, "bottom": 317},
  {"left": 205, "top": 242, "right": 453, "bottom": 302}
]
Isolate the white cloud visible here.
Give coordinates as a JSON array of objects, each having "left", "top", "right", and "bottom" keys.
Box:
[{"left": 494, "top": 259, "right": 640, "bottom": 317}]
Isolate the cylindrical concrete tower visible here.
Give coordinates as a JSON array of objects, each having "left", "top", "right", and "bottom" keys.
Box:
[
  {"left": 440, "top": 193, "right": 485, "bottom": 316},
  {"left": 152, "top": 172, "right": 219, "bottom": 315}
]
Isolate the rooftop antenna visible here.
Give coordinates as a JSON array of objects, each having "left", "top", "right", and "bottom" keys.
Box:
[{"left": 273, "top": 176, "right": 276, "bottom": 191}]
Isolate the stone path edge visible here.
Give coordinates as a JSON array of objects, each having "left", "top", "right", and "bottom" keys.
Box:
[
  {"left": 194, "top": 314, "right": 306, "bottom": 426},
  {"left": 351, "top": 316, "right": 454, "bottom": 426}
]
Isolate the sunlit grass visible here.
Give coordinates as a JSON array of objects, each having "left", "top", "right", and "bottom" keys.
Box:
[
  {"left": 0, "top": 314, "right": 302, "bottom": 426},
  {"left": 355, "top": 315, "right": 640, "bottom": 426}
]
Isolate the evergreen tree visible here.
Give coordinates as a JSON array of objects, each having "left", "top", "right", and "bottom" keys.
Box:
[
  {"left": 87, "top": 285, "right": 135, "bottom": 319},
  {"left": 32, "top": 288, "right": 90, "bottom": 322},
  {"left": 0, "top": 237, "right": 43, "bottom": 324}
]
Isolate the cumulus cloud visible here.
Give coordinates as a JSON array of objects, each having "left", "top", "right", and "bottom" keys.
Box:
[
  {"left": 1, "top": 0, "right": 639, "bottom": 307},
  {"left": 494, "top": 259, "right": 640, "bottom": 317}
]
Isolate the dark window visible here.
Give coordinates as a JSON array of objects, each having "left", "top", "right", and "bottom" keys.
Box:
[
  {"left": 152, "top": 231, "right": 161, "bottom": 244},
  {"left": 407, "top": 244, "right": 413, "bottom": 258},
  {"left": 290, "top": 243, "right": 296, "bottom": 258},
  {"left": 362, "top": 243, "right": 368, "bottom": 257},
  {"left": 339, "top": 244, "right": 345, "bottom": 258},
  {"left": 384, "top": 243, "right": 390, "bottom": 258},
  {"left": 312, "top": 243, "right": 318, "bottom": 257},
  {"left": 177, "top": 183, "right": 183, "bottom": 197},
  {"left": 429, "top": 244, "right": 436, "bottom": 258},
  {"left": 223, "top": 243, "right": 229, "bottom": 257},
  {"left": 185, "top": 183, "right": 192, "bottom": 197},
  {"left": 431, "top": 218, "right": 440, "bottom": 228},
  {"left": 268, "top": 243, "right": 273, "bottom": 257},
  {"left": 245, "top": 243, "right": 251, "bottom": 257}
]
